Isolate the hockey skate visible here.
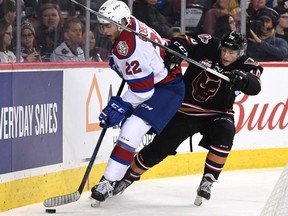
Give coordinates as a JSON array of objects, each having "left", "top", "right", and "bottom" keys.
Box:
[
  {"left": 113, "top": 178, "right": 133, "bottom": 196},
  {"left": 194, "top": 173, "right": 217, "bottom": 206},
  {"left": 90, "top": 176, "right": 116, "bottom": 207}
]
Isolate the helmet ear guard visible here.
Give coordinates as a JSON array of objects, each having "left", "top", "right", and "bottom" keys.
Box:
[
  {"left": 219, "top": 31, "right": 247, "bottom": 57},
  {"left": 98, "top": 0, "right": 131, "bottom": 26}
]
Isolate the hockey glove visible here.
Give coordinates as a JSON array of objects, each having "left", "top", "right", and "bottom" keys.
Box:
[
  {"left": 109, "top": 57, "right": 122, "bottom": 78},
  {"left": 223, "top": 69, "right": 248, "bottom": 91},
  {"left": 99, "top": 96, "right": 133, "bottom": 129},
  {"left": 164, "top": 36, "right": 191, "bottom": 71}
]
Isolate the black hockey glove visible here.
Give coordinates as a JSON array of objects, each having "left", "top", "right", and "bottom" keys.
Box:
[
  {"left": 223, "top": 69, "right": 249, "bottom": 91},
  {"left": 164, "top": 37, "right": 190, "bottom": 71}
]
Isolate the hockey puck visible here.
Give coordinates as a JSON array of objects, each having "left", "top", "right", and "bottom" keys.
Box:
[{"left": 45, "top": 209, "right": 56, "bottom": 213}]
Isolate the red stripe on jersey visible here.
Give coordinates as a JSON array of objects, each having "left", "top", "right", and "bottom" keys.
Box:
[
  {"left": 161, "top": 38, "right": 169, "bottom": 60},
  {"left": 111, "top": 145, "right": 135, "bottom": 164},
  {"left": 159, "top": 66, "right": 182, "bottom": 84},
  {"left": 128, "top": 73, "right": 154, "bottom": 93},
  {"left": 113, "top": 18, "right": 137, "bottom": 59}
]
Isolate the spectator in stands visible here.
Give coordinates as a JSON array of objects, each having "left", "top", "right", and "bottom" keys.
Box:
[
  {"left": 246, "top": 7, "right": 288, "bottom": 61},
  {"left": 36, "top": 3, "right": 64, "bottom": 61},
  {"left": 246, "top": 0, "right": 270, "bottom": 39},
  {"left": 202, "top": 0, "right": 241, "bottom": 36},
  {"left": 246, "top": 0, "right": 268, "bottom": 20},
  {"left": 172, "top": 0, "right": 212, "bottom": 35},
  {"left": 174, "top": 0, "right": 213, "bottom": 14},
  {"left": 0, "top": 0, "right": 3, "bottom": 18},
  {"left": 92, "top": 25, "right": 113, "bottom": 62},
  {"left": 82, "top": 30, "right": 102, "bottom": 62},
  {"left": 50, "top": 17, "right": 85, "bottom": 62},
  {"left": 22, "top": 0, "right": 41, "bottom": 29},
  {"left": 275, "top": 0, "right": 288, "bottom": 8},
  {"left": 266, "top": 0, "right": 274, "bottom": 7},
  {"left": 29, "top": 0, "right": 74, "bottom": 15},
  {"left": 77, "top": 0, "right": 106, "bottom": 19},
  {"left": 274, "top": 6, "right": 288, "bottom": 41},
  {"left": 155, "top": 0, "right": 178, "bottom": 26},
  {"left": 1, "top": 0, "right": 16, "bottom": 25},
  {"left": 75, "top": 0, "right": 113, "bottom": 60},
  {"left": 132, "top": 0, "right": 179, "bottom": 38},
  {"left": 213, "top": 14, "right": 237, "bottom": 39},
  {"left": 82, "top": 30, "right": 111, "bottom": 62},
  {"left": 21, "top": 21, "right": 42, "bottom": 62},
  {"left": 0, "top": 18, "right": 18, "bottom": 63}
]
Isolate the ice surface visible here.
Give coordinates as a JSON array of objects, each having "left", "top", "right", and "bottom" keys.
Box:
[{"left": 1, "top": 168, "right": 282, "bottom": 216}]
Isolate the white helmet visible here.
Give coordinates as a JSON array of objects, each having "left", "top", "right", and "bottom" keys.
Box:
[{"left": 98, "top": 0, "right": 131, "bottom": 25}]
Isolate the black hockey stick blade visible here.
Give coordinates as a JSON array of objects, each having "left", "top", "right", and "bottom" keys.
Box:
[{"left": 43, "top": 80, "right": 125, "bottom": 207}]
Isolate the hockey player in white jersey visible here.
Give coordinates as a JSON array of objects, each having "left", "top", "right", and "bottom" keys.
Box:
[{"left": 90, "top": 0, "right": 185, "bottom": 203}]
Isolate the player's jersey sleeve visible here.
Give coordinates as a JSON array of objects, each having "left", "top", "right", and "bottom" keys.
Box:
[
  {"left": 236, "top": 56, "right": 263, "bottom": 95},
  {"left": 187, "top": 34, "right": 220, "bottom": 61},
  {"left": 112, "top": 16, "right": 168, "bottom": 108}
]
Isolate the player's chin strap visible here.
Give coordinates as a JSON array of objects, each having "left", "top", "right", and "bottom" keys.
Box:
[{"left": 69, "top": 0, "right": 230, "bottom": 82}]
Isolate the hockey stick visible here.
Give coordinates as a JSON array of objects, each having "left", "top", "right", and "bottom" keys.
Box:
[
  {"left": 43, "top": 80, "right": 126, "bottom": 207},
  {"left": 69, "top": 0, "right": 230, "bottom": 82}
]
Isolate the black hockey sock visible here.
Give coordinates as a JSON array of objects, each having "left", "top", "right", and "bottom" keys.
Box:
[
  {"left": 125, "top": 166, "right": 141, "bottom": 182},
  {"left": 204, "top": 159, "right": 224, "bottom": 180}
]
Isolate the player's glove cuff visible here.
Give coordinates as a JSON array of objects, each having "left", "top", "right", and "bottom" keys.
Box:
[{"left": 99, "top": 96, "right": 133, "bottom": 128}]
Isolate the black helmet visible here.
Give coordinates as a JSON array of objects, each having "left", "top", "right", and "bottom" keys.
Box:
[{"left": 219, "top": 31, "right": 247, "bottom": 56}]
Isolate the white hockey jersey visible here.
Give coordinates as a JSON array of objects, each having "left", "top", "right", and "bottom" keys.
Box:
[
  {"left": 50, "top": 42, "right": 85, "bottom": 62},
  {"left": 112, "top": 16, "right": 169, "bottom": 108}
]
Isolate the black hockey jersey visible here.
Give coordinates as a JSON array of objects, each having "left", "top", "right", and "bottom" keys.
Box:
[{"left": 179, "top": 34, "right": 263, "bottom": 117}]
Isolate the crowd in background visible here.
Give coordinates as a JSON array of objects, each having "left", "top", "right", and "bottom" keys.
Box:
[{"left": 1, "top": 0, "right": 288, "bottom": 63}]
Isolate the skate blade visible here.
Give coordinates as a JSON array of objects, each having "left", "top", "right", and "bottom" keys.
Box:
[{"left": 194, "top": 195, "right": 203, "bottom": 206}]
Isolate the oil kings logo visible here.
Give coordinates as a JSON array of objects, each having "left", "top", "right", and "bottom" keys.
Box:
[
  {"left": 0, "top": 103, "right": 58, "bottom": 140},
  {"left": 117, "top": 41, "right": 129, "bottom": 56}
]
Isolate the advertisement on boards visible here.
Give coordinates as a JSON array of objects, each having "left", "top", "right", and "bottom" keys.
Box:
[{"left": 0, "top": 71, "right": 63, "bottom": 174}]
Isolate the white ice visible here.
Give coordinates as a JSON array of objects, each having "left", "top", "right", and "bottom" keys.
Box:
[{"left": 1, "top": 168, "right": 283, "bottom": 216}]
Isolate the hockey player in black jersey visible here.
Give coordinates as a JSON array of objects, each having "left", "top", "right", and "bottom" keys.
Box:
[{"left": 113, "top": 31, "right": 263, "bottom": 206}]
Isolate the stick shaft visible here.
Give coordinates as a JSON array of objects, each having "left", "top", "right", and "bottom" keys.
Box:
[
  {"left": 69, "top": 0, "right": 230, "bottom": 82},
  {"left": 43, "top": 80, "right": 126, "bottom": 207},
  {"left": 78, "top": 79, "right": 125, "bottom": 193}
]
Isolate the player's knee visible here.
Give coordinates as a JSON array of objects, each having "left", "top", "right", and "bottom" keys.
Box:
[
  {"left": 138, "top": 145, "right": 173, "bottom": 168},
  {"left": 209, "top": 116, "right": 235, "bottom": 157},
  {"left": 212, "top": 116, "right": 235, "bottom": 140}
]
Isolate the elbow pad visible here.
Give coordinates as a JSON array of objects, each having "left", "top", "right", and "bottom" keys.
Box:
[{"left": 243, "top": 74, "right": 261, "bottom": 95}]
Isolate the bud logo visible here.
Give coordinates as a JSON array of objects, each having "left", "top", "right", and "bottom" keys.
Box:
[{"left": 234, "top": 94, "right": 288, "bottom": 133}]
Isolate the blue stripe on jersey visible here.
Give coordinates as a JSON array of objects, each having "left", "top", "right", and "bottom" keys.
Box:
[
  {"left": 110, "top": 155, "right": 131, "bottom": 166},
  {"left": 127, "top": 72, "right": 154, "bottom": 93},
  {"left": 117, "top": 140, "right": 136, "bottom": 152}
]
